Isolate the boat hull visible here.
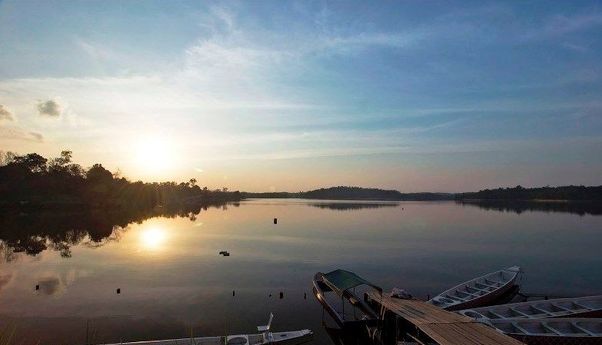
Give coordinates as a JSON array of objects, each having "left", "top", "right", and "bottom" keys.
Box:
[
  {"left": 484, "top": 318, "right": 602, "bottom": 345},
  {"left": 97, "top": 330, "right": 312, "bottom": 345},
  {"left": 429, "top": 266, "right": 521, "bottom": 311},
  {"left": 506, "top": 334, "right": 602, "bottom": 345},
  {"left": 459, "top": 295, "right": 602, "bottom": 320}
]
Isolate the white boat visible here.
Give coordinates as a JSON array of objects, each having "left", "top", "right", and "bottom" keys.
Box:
[
  {"left": 428, "top": 266, "right": 521, "bottom": 310},
  {"left": 458, "top": 295, "right": 602, "bottom": 320},
  {"left": 484, "top": 318, "right": 602, "bottom": 345},
  {"left": 97, "top": 314, "right": 313, "bottom": 345}
]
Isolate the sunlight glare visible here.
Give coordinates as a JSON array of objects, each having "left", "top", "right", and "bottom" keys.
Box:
[
  {"left": 140, "top": 227, "right": 167, "bottom": 250},
  {"left": 134, "top": 136, "right": 176, "bottom": 175}
]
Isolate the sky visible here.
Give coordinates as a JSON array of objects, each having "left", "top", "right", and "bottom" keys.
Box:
[{"left": 0, "top": 0, "right": 601, "bottom": 192}]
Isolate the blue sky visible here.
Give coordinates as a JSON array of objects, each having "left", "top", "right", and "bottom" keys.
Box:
[{"left": 1, "top": 0, "right": 601, "bottom": 192}]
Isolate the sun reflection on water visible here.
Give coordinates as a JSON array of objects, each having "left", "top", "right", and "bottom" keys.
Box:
[{"left": 139, "top": 227, "right": 167, "bottom": 250}]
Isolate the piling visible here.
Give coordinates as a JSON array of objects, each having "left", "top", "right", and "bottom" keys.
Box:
[
  {"left": 116, "top": 288, "right": 121, "bottom": 294},
  {"left": 273, "top": 218, "right": 278, "bottom": 224}
]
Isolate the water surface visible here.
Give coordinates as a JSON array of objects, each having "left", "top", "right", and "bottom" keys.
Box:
[{"left": 1, "top": 199, "right": 601, "bottom": 344}]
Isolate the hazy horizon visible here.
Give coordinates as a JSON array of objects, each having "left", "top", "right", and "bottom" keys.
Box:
[{"left": 1, "top": 1, "right": 602, "bottom": 192}]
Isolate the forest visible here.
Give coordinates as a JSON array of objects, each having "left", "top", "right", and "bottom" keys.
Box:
[
  {"left": 243, "top": 186, "right": 454, "bottom": 201},
  {"left": 0, "top": 151, "right": 242, "bottom": 210},
  {"left": 456, "top": 185, "right": 602, "bottom": 201}
]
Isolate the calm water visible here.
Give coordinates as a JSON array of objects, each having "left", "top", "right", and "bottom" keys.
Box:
[{"left": 1, "top": 199, "right": 601, "bottom": 344}]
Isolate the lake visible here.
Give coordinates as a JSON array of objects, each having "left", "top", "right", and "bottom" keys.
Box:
[{"left": 1, "top": 199, "right": 601, "bottom": 344}]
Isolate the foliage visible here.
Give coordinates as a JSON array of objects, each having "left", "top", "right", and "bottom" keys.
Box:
[
  {"left": 456, "top": 185, "right": 602, "bottom": 201},
  {"left": 243, "top": 186, "right": 454, "bottom": 201},
  {"left": 0, "top": 151, "right": 242, "bottom": 210}
]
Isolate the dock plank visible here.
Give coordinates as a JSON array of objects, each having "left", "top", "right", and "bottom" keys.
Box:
[{"left": 368, "top": 293, "right": 524, "bottom": 345}]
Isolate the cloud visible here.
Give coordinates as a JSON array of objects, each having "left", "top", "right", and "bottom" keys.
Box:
[
  {"left": 521, "top": 12, "right": 602, "bottom": 41},
  {"left": 29, "top": 131, "right": 44, "bottom": 141},
  {"left": 0, "top": 127, "right": 44, "bottom": 142},
  {"left": 0, "top": 105, "right": 14, "bottom": 121},
  {"left": 37, "top": 99, "right": 63, "bottom": 117}
]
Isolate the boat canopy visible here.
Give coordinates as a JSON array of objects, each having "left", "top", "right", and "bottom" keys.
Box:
[{"left": 322, "top": 269, "right": 382, "bottom": 296}]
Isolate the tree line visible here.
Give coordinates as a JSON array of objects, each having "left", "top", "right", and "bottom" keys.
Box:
[
  {"left": 243, "top": 186, "right": 454, "bottom": 201},
  {"left": 0, "top": 151, "right": 242, "bottom": 210},
  {"left": 456, "top": 185, "right": 602, "bottom": 201}
]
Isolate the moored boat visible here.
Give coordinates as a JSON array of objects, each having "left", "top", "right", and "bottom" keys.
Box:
[
  {"left": 97, "top": 313, "right": 312, "bottom": 345},
  {"left": 483, "top": 318, "right": 602, "bottom": 345},
  {"left": 459, "top": 295, "right": 602, "bottom": 320},
  {"left": 428, "top": 266, "right": 521, "bottom": 310},
  {"left": 312, "top": 269, "right": 383, "bottom": 329}
]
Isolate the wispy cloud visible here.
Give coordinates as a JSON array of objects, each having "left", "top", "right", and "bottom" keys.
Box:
[
  {"left": 0, "top": 127, "right": 44, "bottom": 142},
  {"left": 0, "top": 104, "right": 14, "bottom": 121},
  {"left": 521, "top": 12, "right": 602, "bottom": 41}
]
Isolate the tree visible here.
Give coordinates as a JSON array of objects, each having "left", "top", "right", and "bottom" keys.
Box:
[
  {"left": 49, "top": 150, "right": 73, "bottom": 172},
  {"left": 13, "top": 153, "right": 47, "bottom": 173},
  {"left": 86, "top": 164, "right": 113, "bottom": 183}
]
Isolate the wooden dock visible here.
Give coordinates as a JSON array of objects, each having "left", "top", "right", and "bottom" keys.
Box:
[{"left": 367, "top": 293, "right": 525, "bottom": 345}]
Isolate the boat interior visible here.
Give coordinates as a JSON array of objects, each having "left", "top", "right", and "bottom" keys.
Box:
[
  {"left": 314, "top": 270, "right": 382, "bottom": 328},
  {"left": 489, "top": 319, "right": 602, "bottom": 337},
  {"left": 460, "top": 295, "right": 602, "bottom": 319},
  {"left": 316, "top": 278, "right": 378, "bottom": 325},
  {"left": 431, "top": 270, "right": 514, "bottom": 307}
]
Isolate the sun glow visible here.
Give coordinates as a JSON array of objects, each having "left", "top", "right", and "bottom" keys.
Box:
[
  {"left": 133, "top": 136, "right": 177, "bottom": 176},
  {"left": 140, "top": 227, "right": 167, "bottom": 250}
]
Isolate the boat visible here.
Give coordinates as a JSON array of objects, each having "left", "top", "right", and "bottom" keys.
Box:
[
  {"left": 428, "top": 266, "right": 521, "bottom": 310},
  {"left": 483, "top": 318, "right": 602, "bottom": 345},
  {"left": 312, "top": 269, "right": 383, "bottom": 329},
  {"left": 97, "top": 313, "right": 312, "bottom": 345},
  {"left": 458, "top": 295, "right": 602, "bottom": 320}
]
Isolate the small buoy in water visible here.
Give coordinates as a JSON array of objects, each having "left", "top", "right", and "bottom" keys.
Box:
[
  {"left": 116, "top": 288, "right": 121, "bottom": 294},
  {"left": 273, "top": 218, "right": 277, "bottom": 224},
  {"left": 279, "top": 291, "right": 284, "bottom": 299},
  {"left": 35, "top": 284, "right": 39, "bottom": 291},
  {"left": 233, "top": 290, "right": 235, "bottom": 297}
]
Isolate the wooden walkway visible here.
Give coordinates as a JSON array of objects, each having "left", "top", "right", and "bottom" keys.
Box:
[{"left": 367, "top": 293, "right": 525, "bottom": 345}]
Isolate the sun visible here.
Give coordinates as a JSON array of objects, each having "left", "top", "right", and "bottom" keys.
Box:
[
  {"left": 140, "top": 227, "right": 167, "bottom": 250},
  {"left": 133, "top": 136, "right": 176, "bottom": 175}
]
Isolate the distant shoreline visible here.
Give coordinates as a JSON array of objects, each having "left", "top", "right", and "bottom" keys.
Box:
[{"left": 242, "top": 185, "right": 602, "bottom": 202}]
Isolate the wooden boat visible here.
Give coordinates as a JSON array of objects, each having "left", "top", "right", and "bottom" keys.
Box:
[
  {"left": 98, "top": 313, "right": 312, "bottom": 345},
  {"left": 484, "top": 318, "right": 602, "bottom": 345},
  {"left": 428, "top": 266, "right": 521, "bottom": 310},
  {"left": 312, "top": 269, "right": 383, "bottom": 329},
  {"left": 458, "top": 295, "right": 602, "bottom": 320}
]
